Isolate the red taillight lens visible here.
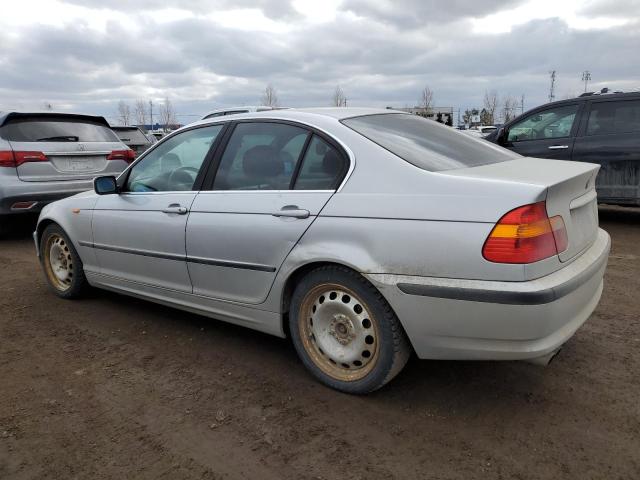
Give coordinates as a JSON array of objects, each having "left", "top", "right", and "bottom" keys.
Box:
[
  {"left": 482, "top": 201, "right": 568, "bottom": 264},
  {"left": 107, "top": 149, "right": 135, "bottom": 163},
  {"left": 0, "top": 151, "right": 15, "bottom": 167},
  {"left": 0, "top": 150, "right": 48, "bottom": 167},
  {"left": 14, "top": 151, "right": 48, "bottom": 166}
]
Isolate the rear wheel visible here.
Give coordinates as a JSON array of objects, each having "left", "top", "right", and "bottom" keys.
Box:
[
  {"left": 40, "top": 224, "right": 88, "bottom": 298},
  {"left": 290, "top": 266, "right": 411, "bottom": 394}
]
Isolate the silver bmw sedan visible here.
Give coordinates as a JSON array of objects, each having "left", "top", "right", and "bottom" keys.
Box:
[{"left": 34, "top": 108, "right": 610, "bottom": 394}]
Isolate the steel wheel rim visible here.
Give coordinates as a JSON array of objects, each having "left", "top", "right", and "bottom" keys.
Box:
[
  {"left": 44, "top": 234, "right": 73, "bottom": 291},
  {"left": 299, "top": 283, "right": 379, "bottom": 382}
]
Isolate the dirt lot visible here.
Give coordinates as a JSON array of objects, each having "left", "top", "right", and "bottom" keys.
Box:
[{"left": 1, "top": 207, "right": 639, "bottom": 479}]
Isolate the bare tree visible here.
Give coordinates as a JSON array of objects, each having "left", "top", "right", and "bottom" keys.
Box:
[
  {"left": 502, "top": 96, "right": 519, "bottom": 123},
  {"left": 332, "top": 85, "right": 347, "bottom": 107},
  {"left": 159, "top": 97, "right": 176, "bottom": 131},
  {"left": 261, "top": 84, "right": 279, "bottom": 107},
  {"left": 418, "top": 86, "right": 434, "bottom": 117},
  {"left": 134, "top": 99, "right": 147, "bottom": 127},
  {"left": 117, "top": 100, "right": 131, "bottom": 126},
  {"left": 482, "top": 90, "right": 499, "bottom": 125}
]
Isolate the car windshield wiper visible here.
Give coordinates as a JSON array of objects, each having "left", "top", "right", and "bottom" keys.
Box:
[{"left": 35, "top": 135, "right": 80, "bottom": 142}]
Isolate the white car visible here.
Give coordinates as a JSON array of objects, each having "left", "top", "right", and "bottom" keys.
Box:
[
  {"left": 462, "top": 126, "right": 498, "bottom": 138},
  {"left": 35, "top": 108, "right": 609, "bottom": 394}
]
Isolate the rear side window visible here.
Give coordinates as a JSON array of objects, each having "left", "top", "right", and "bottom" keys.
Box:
[
  {"left": 213, "top": 122, "right": 308, "bottom": 190},
  {"left": 1, "top": 117, "right": 119, "bottom": 142},
  {"left": 586, "top": 100, "right": 640, "bottom": 136},
  {"left": 342, "top": 114, "right": 518, "bottom": 172},
  {"left": 294, "top": 136, "right": 346, "bottom": 190}
]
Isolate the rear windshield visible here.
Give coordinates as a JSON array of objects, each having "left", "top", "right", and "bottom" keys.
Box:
[
  {"left": 1, "top": 117, "right": 119, "bottom": 142},
  {"left": 342, "top": 113, "right": 519, "bottom": 171},
  {"left": 113, "top": 128, "right": 149, "bottom": 144}
]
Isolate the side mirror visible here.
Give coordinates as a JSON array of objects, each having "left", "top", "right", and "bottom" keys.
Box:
[
  {"left": 496, "top": 127, "right": 507, "bottom": 145},
  {"left": 94, "top": 176, "right": 118, "bottom": 195}
]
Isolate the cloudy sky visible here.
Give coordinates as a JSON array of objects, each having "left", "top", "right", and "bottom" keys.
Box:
[{"left": 0, "top": 0, "right": 638, "bottom": 124}]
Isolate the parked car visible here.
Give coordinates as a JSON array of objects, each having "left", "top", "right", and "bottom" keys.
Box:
[
  {"left": 34, "top": 108, "right": 610, "bottom": 393},
  {"left": 111, "top": 125, "right": 154, "bottom": 156},
  {"left": 485, "top": 90, "right": 640, "bottom": 206},
  {"left": 0, "top": 112, "right": 134, "bottom": 235},
  {"left": 200, "top": 106, "right": 285, "bottom": 121},
  {"left": 461, "top": 125, "right": 497, "bottom": 138}
]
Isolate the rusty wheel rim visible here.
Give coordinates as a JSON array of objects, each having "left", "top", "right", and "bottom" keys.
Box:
[
  {"left": 299, "top": 283, "right": 379, "bottom": 382},
  {"left": 43, "top": 234, "right": 73, "bottom": 292}
]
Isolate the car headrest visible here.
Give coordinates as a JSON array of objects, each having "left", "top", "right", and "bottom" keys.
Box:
[
  {"left": 160, "top": 153, "right": 181, "bottom": 171},
  {"left": 322, "top": 149, "right": 343, "bottom": 176},
  {"left": 243, "top": 145, "right": 283, "bottom": 178}
]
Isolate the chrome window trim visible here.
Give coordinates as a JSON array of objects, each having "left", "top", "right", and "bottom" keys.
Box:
[{"left": 115, "top": 116, "right": 356, "bottom": 193}]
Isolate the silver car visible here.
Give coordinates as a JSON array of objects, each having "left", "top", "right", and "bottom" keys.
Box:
[
  {"left": 34, "top": 108, "right": 610, "bottom": 394},
  {"left": 0, "top": 112, "right": 133, "bottom": 234}
]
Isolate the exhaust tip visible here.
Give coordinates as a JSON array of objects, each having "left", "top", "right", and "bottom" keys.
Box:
[{"left": 525, "top": 348, "right": 562, "bottom": 366}]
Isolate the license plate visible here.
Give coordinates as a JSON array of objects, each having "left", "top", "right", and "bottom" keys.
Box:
[{"left": 52, "top": 156, "right": 103, "bottom": 173}]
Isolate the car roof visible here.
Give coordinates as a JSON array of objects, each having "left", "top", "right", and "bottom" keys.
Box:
[
  {"left": 540, "top": 90, "right": 640, "bottom": 109},
  {"left": 193, "top": 107, "right": 406, "bottom": 127},
  {"left": 0, "top": 111, "right": 111, "bottom": 128}
]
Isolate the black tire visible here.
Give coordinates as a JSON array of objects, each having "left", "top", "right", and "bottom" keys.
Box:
[
  {"left": 289, "top": 265, "right": 411, "bottom": 394},
  {"left": 39, "top": 223, "right": 89, "bottom": 299}
]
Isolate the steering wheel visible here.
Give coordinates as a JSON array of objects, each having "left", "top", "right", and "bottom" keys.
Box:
[{"left": 168, "top": 166, "right": 199, "bottom": 190}]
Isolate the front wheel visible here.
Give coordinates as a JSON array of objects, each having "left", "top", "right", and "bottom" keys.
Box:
[
  {"left": 290, "top": 266, "right": 411, "bottom": 394},
  {"left": 40, "top": 224, "right": 88, "bottom": 299}
]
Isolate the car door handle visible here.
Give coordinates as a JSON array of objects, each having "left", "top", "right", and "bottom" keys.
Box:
[
  {"left": 548, "top": 145, "right": 569, "bottom": 150},
  {"left": 162, "top": 204, "right": 188, "bottom": 215},
  {"left": 272, "top": 206, "right": 310, "bottom": 219}
]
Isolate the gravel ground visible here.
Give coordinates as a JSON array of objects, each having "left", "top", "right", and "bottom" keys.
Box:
[{"left": 1, "top": 206, "right": 639, "bottom": 479}]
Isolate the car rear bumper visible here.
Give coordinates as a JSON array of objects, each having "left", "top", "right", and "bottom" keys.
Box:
[
  {"left": 365, "top": 228, "right": 610, "bottom": 362},
  {"left": 0, "top": 178, "right": 93, "bottom": 215}
]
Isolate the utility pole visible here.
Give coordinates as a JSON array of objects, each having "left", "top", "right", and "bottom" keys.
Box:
[
  {"left": 149, "top": 100, "right": 153, "bottom": 131},
  {"left": 520, "top": 94, "right": 525, "bottom": 114},
  {"left": 548, "top": 71, "right": 556, "bottom": 102},
  {"left": 582, "top": 70, "right": 591, "bottom": 92}
]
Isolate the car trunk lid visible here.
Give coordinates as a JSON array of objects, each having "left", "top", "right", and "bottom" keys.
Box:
[
  {"left": 9, "top": 140, "right": 121, "bottom": 181},
  {"left": 447, "top": 157, "right": 600, "bottom": 262},
  {"left": 0, "top": 113, "right": 128, "bottom": 182}
]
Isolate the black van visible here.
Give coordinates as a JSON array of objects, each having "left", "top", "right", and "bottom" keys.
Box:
[{"left": 485, "top": 90, "right": 640, "bottom": 206}]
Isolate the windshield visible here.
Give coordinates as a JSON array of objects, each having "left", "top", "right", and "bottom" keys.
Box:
[
  {"left": 342, "top": 113, "right": 518, "bottom": 171},
  {"left": 1, "top": 116, "right": 119, "bottom": 142}
]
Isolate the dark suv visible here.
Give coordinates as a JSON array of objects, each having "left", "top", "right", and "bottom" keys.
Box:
[{"left": 485, "top": 90, "right": 640, "bottom": 206}]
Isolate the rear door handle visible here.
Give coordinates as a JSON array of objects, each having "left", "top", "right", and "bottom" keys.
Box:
[
  {"left": 548, "top": 145, "right": 569, "bottom": 150},
  {"left": 162, "top": 204, "right": 188, "bottom": 215},
  {"left": 272, "top": 205, "right": 310, "bottom": 219}
]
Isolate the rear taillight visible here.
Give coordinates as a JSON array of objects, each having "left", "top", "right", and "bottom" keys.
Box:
[
  {"left": 107, "top": 149, "right": 135, "bottom": 163},
  {"left": 482, "top": 201, "right": 568, "bottom": 264},
  {"left": 0, "top": 150, "right": 48, "bottom": 168},
  {"left": 0, "top": 151, "right": 15, "bottom": 167}
]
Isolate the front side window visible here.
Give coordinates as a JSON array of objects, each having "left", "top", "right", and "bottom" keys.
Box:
[
  {"left": 294, "top": 136, "right": 346, "bottom": 190},
  {"left": 586, "top": 100, "right": 640, "bottom": 136},
  {"left": 125, "top": 125, "right": 223, "bottom": 192},
  {"left": 213, "top": 122, "right": 308, "bottom": 190},
  {"left": 507, "top": 105, "right": 579, "bottom": 142},
  {"left": 343, "top": 113, "right": 518, "bottom": 172}
]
